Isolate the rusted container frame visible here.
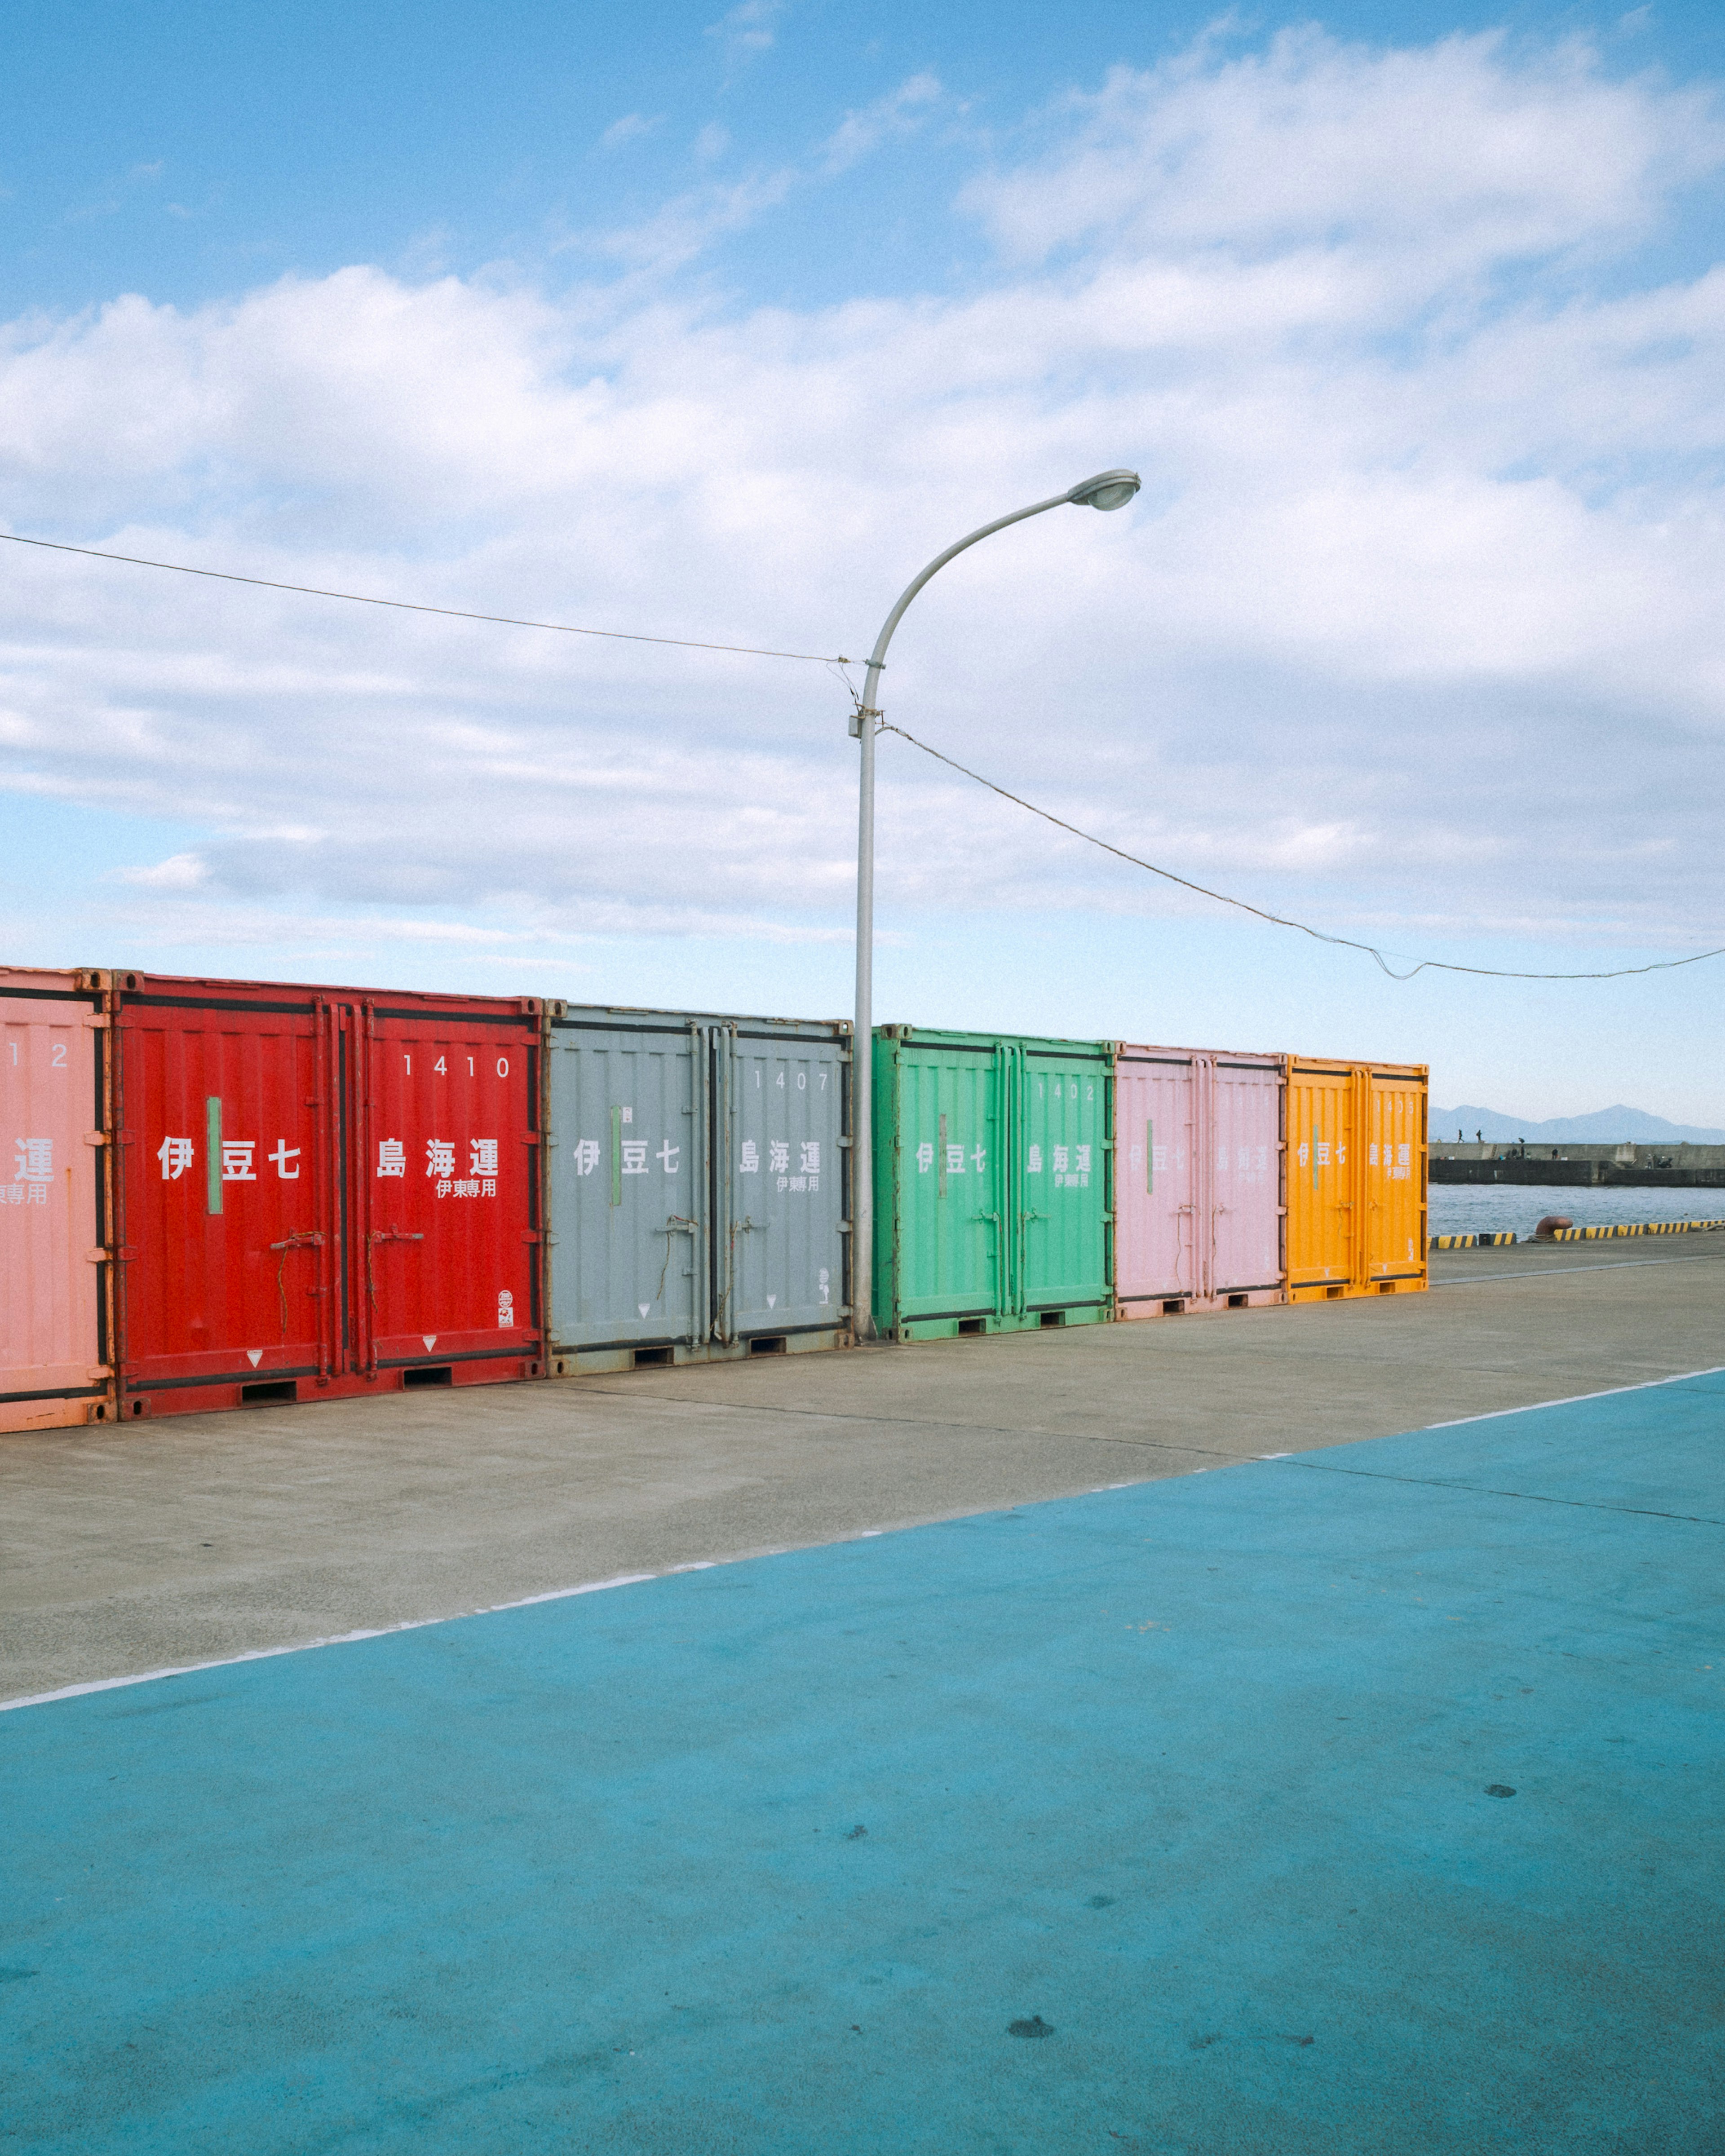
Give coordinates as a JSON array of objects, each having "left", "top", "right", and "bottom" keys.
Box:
[
  {"left": 1113, "top": 1044, "right": 1286, "bottom": 1319},
  {"left": 0, "top": 967, "right": 116, "bottom": 1432},
  {"left": 107, "top": 970, "right": 544, "bottom": 1420},
  {"left": 1284, "top": 1057, "right": 1428, "bottom": 1303}
]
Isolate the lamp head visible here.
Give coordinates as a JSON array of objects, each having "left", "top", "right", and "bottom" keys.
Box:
[{"left": 1067, "top": 468, "right": 1141, "bottom": 512}]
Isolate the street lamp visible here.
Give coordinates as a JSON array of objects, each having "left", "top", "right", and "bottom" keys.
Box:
[{"left": 848, "top": 468, "right": 1141, "bottom": 1342}]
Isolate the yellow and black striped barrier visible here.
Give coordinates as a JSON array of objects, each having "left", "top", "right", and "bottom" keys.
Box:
[
  {"left": 1549, "top": 1219, "right": 1725, "bottom": 1241},
  {"left": 1432, "top": 1219, "right": 1725, "bottom": 1250}
]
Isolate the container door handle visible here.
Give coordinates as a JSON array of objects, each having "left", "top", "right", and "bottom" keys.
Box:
[
  {"left": 269, "top": 1229, "right": 325, "bottom": 1343},
  {"left": 657, "top": 1216, "right": 699, "bottom": 1313},
  {"left": 365, "top": 1228, "right": 425, "bottom": 1321}
]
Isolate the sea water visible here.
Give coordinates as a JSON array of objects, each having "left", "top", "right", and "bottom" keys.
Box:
[{"left": 1428, "top": 1182, "right": 1725, "bottom": 1241}]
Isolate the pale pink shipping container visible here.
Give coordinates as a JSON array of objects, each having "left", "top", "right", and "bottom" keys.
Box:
[
  {"left": 1114, "top": 1046, "right": 1284, "bottom": 1317},
  {"left": 1, "top": 967, "right": 115, "bottom": 1432}
]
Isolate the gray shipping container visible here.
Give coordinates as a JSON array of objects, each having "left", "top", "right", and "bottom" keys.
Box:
[{"left": 543, "top": 1004, "right": 851, "bottom": 1373}]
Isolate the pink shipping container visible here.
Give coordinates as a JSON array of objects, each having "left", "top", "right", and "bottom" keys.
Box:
[
  {"left": 1, "top": 967, "right": 115, "bottom": 1432},
  {"left": 1114, "top": 1045, "right": 1284, "bottom": 1318}
]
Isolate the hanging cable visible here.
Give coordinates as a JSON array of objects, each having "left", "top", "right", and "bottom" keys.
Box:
[
  {"left": 877, "top": 720, "right": 1725, "bottom": 984},
  {"left": 0, "top": 529, "right": 850, "bottom": 665}
]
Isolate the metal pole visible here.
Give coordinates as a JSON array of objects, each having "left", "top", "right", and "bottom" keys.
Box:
[{"left": 849, "top": 488, "right": 1080, "bottom": 1344}]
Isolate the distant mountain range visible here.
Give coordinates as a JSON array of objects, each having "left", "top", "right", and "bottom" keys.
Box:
[{"left": 1433, "top": 1104, "right": 1725, "bottom": 1144}]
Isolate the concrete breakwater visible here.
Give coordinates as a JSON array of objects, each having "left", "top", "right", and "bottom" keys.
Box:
[{"left": 1430, "top": 1140, "right": 1725, "bottom": 1187}]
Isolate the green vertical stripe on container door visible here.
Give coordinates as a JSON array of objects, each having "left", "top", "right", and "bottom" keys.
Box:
[
  {"left": 610, "top": 1103, "right": 623, "bottom": 1207},
  {"left": 205, "top": 1096, "right": 223, "bottom": 1216}
]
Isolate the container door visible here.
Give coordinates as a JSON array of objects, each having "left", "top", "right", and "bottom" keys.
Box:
[
  {"left": 116, "top": 990, "right": 335, "bottom": 1392},
  {"left": 1366, "top": 1074, "right": 1427, "bottom": 1281},
  {"left": 1286, "top": 1065, "right": 1357, "bottom": 1290},
  {"left": 544, "top": 1020, "right": 703, "bottom": 1350},
  {"left": 1210, "top": 1061, "right": 1283, "bottom": 1293},
  {"left": 719, "top": 1027, "right": 845, "bottom": 1340},
  {"left": 1111, "top": 1054, "right": 1197, "bottom": 1302},
  {"left": 1, "top": 981, "right": 108, "bottom": 1428},
  {"left": 1019, "top": 1049, "right": 1110, "bottom": 1314},
  {"left": 355, "top": 1004, "right": 541, "bottom": 1374},
  {"left": 877, "top": 1040, "right": 1004, "bottom": 1324}
]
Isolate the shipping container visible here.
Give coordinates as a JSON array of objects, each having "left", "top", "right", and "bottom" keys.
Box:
[
  {"left": 871, "top": 1027, "right": 1111, "bottom": 1341},
  {"left": 1, "top": 967, "right": 115, "bottom": 1433},
  {"left": 109, "top": 972, "right": 544, "bottom": 1418},
  {"left": 1115, "top": 1046, "right": 1283, "bottom": 1317},
  {"left": 543, "top": 1004, "right": 850, "bottom": 1374},
  {"left": 1284, "top": 1058, "right": 1428, "bottom": 1302}
]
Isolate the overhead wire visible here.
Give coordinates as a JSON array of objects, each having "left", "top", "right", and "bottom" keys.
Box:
[
  {"left": 0, "top": 529, "right": 850, "bottom": 665},
  {"left": 875, "top": 720, "right": 1725, "bottom": 985},
  {"left": 11, "top": 522, "right": 1719, "bottom": 983}
]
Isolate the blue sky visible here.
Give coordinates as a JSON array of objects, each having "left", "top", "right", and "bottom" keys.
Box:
[{"left": 4, "top": 1, "right": 1725, "bottom": 1117}]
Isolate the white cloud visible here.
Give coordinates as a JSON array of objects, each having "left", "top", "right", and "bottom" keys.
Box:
[
  {"left": 111, "top": 852, "right": 208, "bottom": 890},
  {"left": 706, "top": 0, "right": 783, "bottom": 61},
  {"left": 601, "top": 112, "right": 661, "bottom": 151},
  {"left": 3, "top": 26, "right": 1724, "bottom": 976},
  {"left": 823, "top": 73, "right": 944, "bottom": 174}
]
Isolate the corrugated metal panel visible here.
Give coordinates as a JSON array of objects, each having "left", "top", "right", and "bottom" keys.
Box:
[
  {"left": 719, "top": 1026, "right": 847, "bottom": 1342},
  {"left": 544, "top": 1017, "right": 704, "bottom": 1351},
  {"left": 357, "top": 1000, "right": 542, "bottom": 1376},
  {"left": 1019, "top": 1047, "right": 1110, "bottom": 1313},
  {"left": 1286, "top": 1062, "right": 1357, "bottom": 1296},
  {"left": 1366, "top": 1069, "right": 1428, "bottom": 1287},
  {"left": 1115, "top": 1047, "right": 1283, "bottom": 1316},
  {"left": 0, "top": 968, "right": 112, "bottom": 1432},
  {"left": 544, "top": 1004, "right": 849, "bottom": 1373},
  {"left": 1114, "top": 1052, "right": 1199, "bottom": 1303},
  {"left": 873, "top": 1032, "right": 1005, "bottom": 1327},
  {"left": 1210, "top": 1059, "right": 1283, "bottom": 1295},
  {"left": 873, "top": 1028, "right": 1110, "bottom": 1339},
  {"left": 110, "top": 973, "right": 543, "bottom": 1418},
  {"left": 1285, "top": 1058, "right": 1427, "bottom": 1301}
]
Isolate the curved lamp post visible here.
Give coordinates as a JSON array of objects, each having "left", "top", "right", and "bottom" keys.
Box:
[{"left": 849, "top": 468, "right": 1141, "bottom": 1341}]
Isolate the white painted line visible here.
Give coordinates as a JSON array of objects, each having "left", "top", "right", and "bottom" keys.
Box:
[
  {"left": 1417, "top": 1363, "right": 1725, "bottom": 1431},
  {"left": 16, "top": 1359, "right": 1721, "bottom": 1715},
  {"left": 0, "top": 1568, "right": 664, "bottom": 1715}
]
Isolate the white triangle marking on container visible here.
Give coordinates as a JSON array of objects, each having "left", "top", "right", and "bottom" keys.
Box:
[
  {"left": 638, "top": 1303, "right": 650, "bottom": 1318},
  {"left": 246, "top": 1349, "right": 262, "bottom": 1368},
  {"left": 423, "top": 1334, "right": 437, "bottom": 1351},
  {"left": 767, "top": 1295, "right": 777, "bottom": 1308}
]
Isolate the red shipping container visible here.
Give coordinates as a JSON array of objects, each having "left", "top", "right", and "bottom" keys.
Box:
[
  {"left": 109, "top": 972, "right": 543, "bottom": 1419},
  {"left": 1, "top": 967, "right": 115, "bottom": 1432}
]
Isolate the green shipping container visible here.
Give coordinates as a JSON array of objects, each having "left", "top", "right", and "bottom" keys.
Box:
[{"left": 871, "top": 1026, "right": 1113, "bottom": 1341}]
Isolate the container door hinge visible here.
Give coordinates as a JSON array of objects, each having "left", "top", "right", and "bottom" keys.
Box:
[
  {"left": 520, "top": 1230, "right": 543, "bottom": 1244},
  {"left": 521, "top": 1131, "right": 541, "bottom": 1144},
  {"left": 82, "top": 1013, "right": 110, "bottom": 1029},
  {"left": 83, "top": 1131, "right": 107, "bottom": 1147},
  {"left": 837, "top": 1220, "right": 853, "bottom": 1234}
]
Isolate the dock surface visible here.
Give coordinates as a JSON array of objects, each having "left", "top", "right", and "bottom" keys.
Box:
[{"left": 3, "top": 1239, "right": 1721, "bottom": 2150}]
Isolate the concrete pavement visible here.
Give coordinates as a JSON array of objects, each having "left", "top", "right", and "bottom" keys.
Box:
[{"left": 3, "top": 1235, "right": 1721, "bottom": 1704}]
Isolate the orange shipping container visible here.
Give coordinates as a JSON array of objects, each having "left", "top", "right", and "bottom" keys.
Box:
[
  {"left": 1, "top": 968, "right": 115, "bottom": 1432},
  {"left": 1284, "top": 1058, "right": 1427, "bottom": 1303}
]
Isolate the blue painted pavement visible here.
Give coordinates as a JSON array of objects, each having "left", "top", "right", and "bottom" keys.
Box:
[{"left": 4, "top": 1374, "right": 1724, "bottom": 2153}]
